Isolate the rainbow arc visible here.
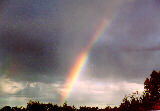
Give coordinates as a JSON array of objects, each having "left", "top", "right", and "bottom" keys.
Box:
[{"left": 60, "top": 19, "right": 110, "bottom": 104}]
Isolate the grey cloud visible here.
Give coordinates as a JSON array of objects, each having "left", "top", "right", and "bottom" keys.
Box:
[
  {"left": 16, "top": 82, "right": 61, "bottom": 104},
  {"left": 0, "top": 0, "right": 129, "bottom": 83},
  {"left": 1, "top": 0, "right": 159, "bottom": 84},
  {"left": 0, "top": 81, "right": 62, "bottom": 107},
  {"left": 87, "top": 0, "right": 160, "bottom": 83},
  {"left": 1, "top": 0, "right": 159, "bottom": 107}
]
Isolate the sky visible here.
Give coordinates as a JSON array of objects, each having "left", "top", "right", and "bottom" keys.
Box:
[{"left": 0, "top": 0, "right": 160, "bottom": 108}]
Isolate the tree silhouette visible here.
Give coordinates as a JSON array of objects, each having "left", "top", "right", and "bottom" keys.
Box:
[
  {"left": 143, "top": 70, "right": 160, "bottom": 109},
  {"left": 1, "top": 106, "right": 12, "bottom": 111}
]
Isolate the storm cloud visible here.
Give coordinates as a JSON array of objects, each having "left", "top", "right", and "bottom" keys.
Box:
[{"left": 0, "top": 0, "right": 160, "bottom": 108}]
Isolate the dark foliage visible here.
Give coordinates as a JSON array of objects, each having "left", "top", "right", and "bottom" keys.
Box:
[{"left": 1, "top": 70, "right": 160, "bottom": 111}]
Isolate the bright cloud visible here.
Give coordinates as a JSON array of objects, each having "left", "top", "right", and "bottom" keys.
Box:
[
  {"left": 1, "top": 78, "right": 24, "bottom": 94},
  {"left": 55, "top": 79, "right": 144, "bottom": 107}
]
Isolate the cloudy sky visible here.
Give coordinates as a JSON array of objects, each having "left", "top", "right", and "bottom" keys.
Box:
[{"left": 0, "top": 0, "right": 160, "bottom": 108}]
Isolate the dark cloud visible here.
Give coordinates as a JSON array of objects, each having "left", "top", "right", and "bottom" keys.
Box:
[
  {"left": 0, "top": 0, "right": 129, "bottom": 83},
  {"left": 0, "top": 27, "right": 60, "bottom": 81},
  {"left": 1, "top": 0, "right": 160, "bottom": 107},
  {"left": 0, "top": 0, "right": 62, "bottom": 82},
  {"left": 0, "top": 0, "right": 159, "bottom": 83},
  {"left": 88, "top": 0, "right": 160, "bottom": 83}
]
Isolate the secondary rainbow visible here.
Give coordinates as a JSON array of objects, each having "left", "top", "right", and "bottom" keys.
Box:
[{"left": 61, "top": 19, "right": 110, "bottom": 104}]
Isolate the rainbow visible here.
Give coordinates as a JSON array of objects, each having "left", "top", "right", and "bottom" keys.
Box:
[{"left": 60, "top": 19, "right": 110, "bottom": 104}]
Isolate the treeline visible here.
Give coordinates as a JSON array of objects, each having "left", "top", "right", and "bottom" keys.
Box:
[{"left": 1, "top": 70, "right": 160, "bottom": 111}]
